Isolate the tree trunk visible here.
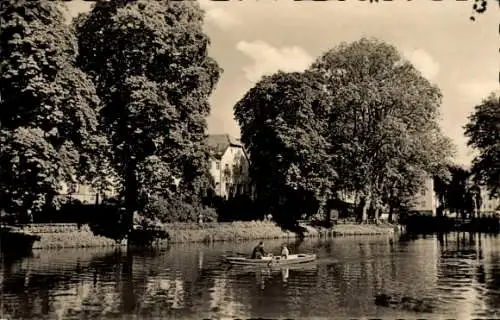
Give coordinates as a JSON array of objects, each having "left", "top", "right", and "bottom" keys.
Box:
[
  {"left": 124, "top": 163, "right": 138, "bottom": 238},
  {"left": 317, "top": 193, "right": 329, "bottom": 224},
  {"left": 122, "top": 251, "right": 136, "bottom": 312},
  {"left": 388, "top": 204, "right": 394, "bottom": 223},
  {"left": 43, "top": 191, "right": 56, "bottom": 223},
  {"left": 359, "top": 191, "right": 371, "bottom": 224},
  {"left": 374, "top": 202, "right": 380, "bottom": 224}
]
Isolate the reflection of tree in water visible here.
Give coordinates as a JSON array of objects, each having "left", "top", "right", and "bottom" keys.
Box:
[
  {"left": 1, "top": 249, "right": 187, "bottom": 318},
  {"left": 323, "top": 236, "right": 443, "bottom": 316},
  {"left": 0, "top": 248, "right": 199, "bottom": 319},
  {"left": 192, "top": 266, "right": 249, "bottom": 318},
  {"left": 121, "top": 251, "right": 136, "bottom": 313},
  {"left": 437, "top": 233, "right": 477, "bottom": 273},
  {"left": 2, "top": 237, "right": 500, "bottom": 319},
  {"left": 0, "top": 249, "right": 119, "bottom": 319},
  {"left": 434, "top": 232, "right": 500, "bottom": 318},
  {"left": 204, "top": 262, "right": 319, "bottom": 319},
  {"left": 482, "top": 235, "right": 500, "bottom": 317},
  {"left": 66, "top": 249, "right": 198, "bottom": 318}
]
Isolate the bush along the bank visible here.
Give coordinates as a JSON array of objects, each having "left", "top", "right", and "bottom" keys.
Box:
[
  {"left": 152, "top": 220, "right": 397, "bottom": 244},
  {"left": 216, "top": 195, "right": 263, "bottom": 222},
  {"left": 144, "top": 196, "right": 218, "bottom": 223},
  {"left": 127, "top": 212, "right": 170, "bottom": 247},
  {"left": 31, "top": 229, "right": 125, "bottom": 249},
  {"left": 160, "top": 220, "right": 298, "bottom": 244}
]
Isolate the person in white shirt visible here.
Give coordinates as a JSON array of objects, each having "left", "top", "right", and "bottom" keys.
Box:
[{"left": 281, "top": 244, "right": 289, "bottom": 259}]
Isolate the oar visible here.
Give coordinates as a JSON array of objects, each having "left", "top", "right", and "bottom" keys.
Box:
[
  {"left": 235, "top": 252, "right": 250, "bottom": 257},
  {"left": 237, "top": 252, "right": 277, "bottom": 258}
]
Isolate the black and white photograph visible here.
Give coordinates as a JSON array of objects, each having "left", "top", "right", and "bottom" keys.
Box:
[{"left": 0, "top": 0, "right": 499, "bottom": 319}]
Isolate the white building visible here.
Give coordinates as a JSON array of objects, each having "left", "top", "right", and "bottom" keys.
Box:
[
  {"left": 55, "top": 135, "right": 253, "bottom": 203},
  {"left": 57, "top": 175, "right": 119, "bottom": 205},
  {"left": 410, "top": 177, "right": 437, "bottom": 216},
  {"left": 479, "top": 187, "right": 500, "bottom": 215},
  {"left": 207, "top": 134, "right": 252, "bottom": 199}
]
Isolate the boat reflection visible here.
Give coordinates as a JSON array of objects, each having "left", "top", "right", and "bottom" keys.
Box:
[
  {"left": 224, "top": 262, "right": 318, "bottom": 290},
  {"left": 281, "top": 268, "right": 289, "bottom": 283}
]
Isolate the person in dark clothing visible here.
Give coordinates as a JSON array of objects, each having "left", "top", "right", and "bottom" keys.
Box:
[{"left": 251, "top": 241, "right": 265, "bottom": 259}]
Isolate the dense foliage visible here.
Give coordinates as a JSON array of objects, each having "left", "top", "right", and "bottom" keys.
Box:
[
  {"left": 0, "top": 1, "right": 100, "bottom": 221},
  {"left": 235, "top": 38, "right": 454, "bottom": 224},
  {"left": 75, "top": 0, "right": 221, "bottom": 228},
  {"left": 434, "top": 165, "right": 480, "bottom": 218},
  {"left": 2, "top": 1, "right": 468, "bottom": 229},
  {"left": 234, "top": 72, "right": 336, "bottom": 224},
  {"left": 464, "top": 93, "right": 500, "bottom": 198},
  {"left": 311, "top": 38, "right": 454, "bottom": 221},
  {"left": 143, "top": 195, "right": 217, "bottom": 224}
]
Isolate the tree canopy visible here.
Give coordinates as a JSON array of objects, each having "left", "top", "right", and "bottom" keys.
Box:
[
  {"left": 434, "top": 165, "right": 478, "bottom": 216},
  {"left": 75, "top": 0, "right": 221, "bottom": 228},
  {"left": 310, "top": 38, "right": 454, "bottom": 221},
  {"left": 464, "top": 92, "right": 500, "bottom": 198},
  {"left": 234, "top": 71, "right": 335, "bottom": 223},
  {"left": 235, "top": 38, "right": 454, "bottom": 224},
  {"left": 0, "top": 0, "right": 100, "bottom": 219}
]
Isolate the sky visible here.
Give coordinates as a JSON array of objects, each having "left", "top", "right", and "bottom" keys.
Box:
[{"left": 67, "top": 0, "right": 499, "bottom": 166}]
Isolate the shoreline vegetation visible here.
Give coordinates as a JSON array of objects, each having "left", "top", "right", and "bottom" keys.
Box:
[
  {"left": 11, "top": 221, "right": 399, "bottom": 250},
  {"left": 4, "top": 215, "right": 497, "bottom": 250},
  {"left": 0, "top": 2, "right": 498, "bottom": 255}
]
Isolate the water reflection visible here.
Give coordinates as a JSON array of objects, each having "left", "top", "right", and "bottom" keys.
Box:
[{"left": 0, "top": 234, "right": 499, "bottom": 319}]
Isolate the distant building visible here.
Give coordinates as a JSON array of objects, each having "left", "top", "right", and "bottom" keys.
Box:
[
  {"left": 55, "top": 134, "right": 253, "bottom": 203},
  {"left": 57, "top": 177, "right": 119, "bottom": 205},
  {"left": 479, "top": 187, "right": 500, "bottom": 215},
  {"left": 207, "top": 134, "right": 252, "bottom": 199},
  {"left": 410, "top": 177, "right": 437, "bottom": 216},
  {"left": 337, "top": 190, "right": 356, "bottom": 204}
]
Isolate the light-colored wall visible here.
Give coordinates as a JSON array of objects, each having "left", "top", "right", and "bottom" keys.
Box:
[
  {"left": 480, "top": 187, "right": 500, "bottom": 214},
  {"left": 410, "top": 177, "right": 436, "bottom": 216},
  {"left": 58, "top": 181, "right": 118, "bottom": 205},
  {"left": 209, "top": 146, "right": 251, "bottom": 199},
  {"left": 337, "top": 190, "right": 356, "bottom": 204}
]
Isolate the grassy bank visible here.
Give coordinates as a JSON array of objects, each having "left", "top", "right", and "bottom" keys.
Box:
[
  {"left": 160, "top": 221, "right": 300, "bottom": 244},
  {"left": 18, "top": 221, "right": 398, "bottom": 249},
  {"left": 329, "top": 223, "right": 399, "bottom": 236},
  {"left": 20, "top": 224, "right": 125, "bottom": 250},
  {"left": 158, "top": 221, "right": 397, "bottom": 244},
  {"left": 31, "top": 231, "right": 124, "bottom": 249}
]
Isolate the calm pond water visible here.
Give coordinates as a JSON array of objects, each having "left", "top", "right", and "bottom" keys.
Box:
[{"left": 1, "top": 233, "right": 499, "bottom": 319}]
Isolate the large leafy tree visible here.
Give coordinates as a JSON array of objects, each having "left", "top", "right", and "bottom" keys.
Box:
[
  {"left": 310, "top": 38, "right": 453, "bottom": 222},
  {"left": 234, "top": 71, "right": 336, "bottom": 224},
  {"left": 0, "top": 1, "right": 100, "bottom": 221},
  {"left": 434, "top": 165, "right": 481, "bottom": 218},
  {"left": 464, "top": 93, "right": 500, "bottom": 198},
  {"left": 75, "top": 0, "right": 221, "bottom": 228}
]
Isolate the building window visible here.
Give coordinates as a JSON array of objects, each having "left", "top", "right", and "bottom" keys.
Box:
[
  {"left": 223, "top": 164, "right": 231, "bottom": 178},
  {"left": 216, "top": 161, "right": 220, "bottom": 170},
  {"left": 69, "top": 183, "right": 78, "bottom": 194}
]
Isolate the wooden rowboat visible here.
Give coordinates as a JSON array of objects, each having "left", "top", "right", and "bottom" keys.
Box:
[{"left": 224, "top": 253, "right": 317, "bottom": 266}]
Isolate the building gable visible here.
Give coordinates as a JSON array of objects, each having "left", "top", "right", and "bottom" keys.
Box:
[{"left": 207, "top": 134, "right": 247, "bottom": 160}]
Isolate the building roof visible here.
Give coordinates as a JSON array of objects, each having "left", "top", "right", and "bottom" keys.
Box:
[{"left": 207, "top": 134, "right": 244, "bottom": 159}]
